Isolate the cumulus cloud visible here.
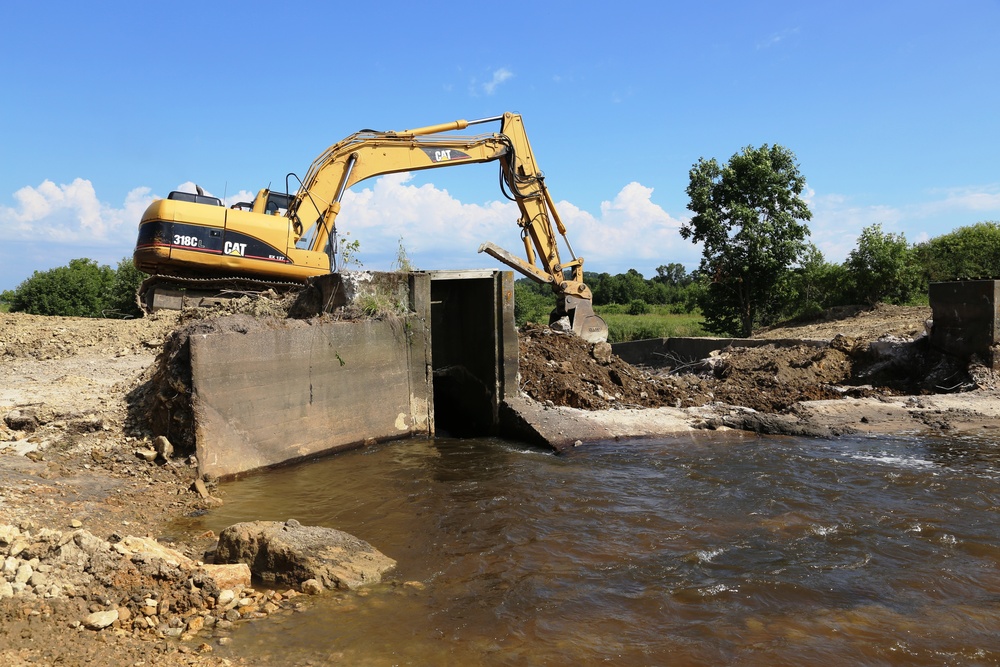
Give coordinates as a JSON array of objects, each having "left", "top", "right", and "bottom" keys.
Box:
[
  {"left": 0, "top": 178, "right": 155, "bottom": 244},
  {"left": 335, "top": 174, "right": 696, "bottom": 277}
]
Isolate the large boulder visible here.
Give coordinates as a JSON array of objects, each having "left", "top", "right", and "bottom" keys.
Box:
[{"left": 214, "top": 520, "right": 396, "bottom": 590}]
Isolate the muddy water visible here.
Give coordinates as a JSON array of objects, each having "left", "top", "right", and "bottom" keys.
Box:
[{"left": 196, "top": 432, "right": 1000, "bottom": 665}]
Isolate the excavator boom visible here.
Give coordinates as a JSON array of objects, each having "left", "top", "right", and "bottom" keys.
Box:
[{"left": 133, "top": 112, "right": 608, "bottom": 342}]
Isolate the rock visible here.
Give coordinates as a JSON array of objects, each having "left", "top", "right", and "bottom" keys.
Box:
[
  {"left": 83, "top": 609, "right": 119, "bottom": 630},
  {"left": 300, "top": 579, "right": 323, "bottom": 595},
  {"left": 135, "top": 448, "right": 158, "bottom": 462},
  {"left": 14, "top": 563, "right": 32, "bottom": 584},
  {"left": 153, "top": 435, "right": 173, "bottom": 460},
  {"left": 215, "top": 520, "right": 396, "bottom": 590},
  {"left": 0, "top": 581, "right": 13, "bottom": 599},
  {"left": 69, "top": 519, "right": 83, "bottom": 529},
  {"left": 199, "top": 563, "right": 251, "bottom": 590},
  {"left": 216, "top": 589, "right": 236, "bottom": 607},
  {"left": 191, "top": 477, "right": 211, "bottom": 499},
  {"left": 73, "top": 531, "right": 109, "bottom": 557},
  {"left": 116, "top": 605, "right": 132, "bottom": 624},
  {"left": 0, "top": 524, "right": 19, "bottom": 547},
  {"left": 186, "top": 615, "right": 205, "bottom": 634},
  {"left": 4, "top": 408, "right": 39, "bottom": 433},
  {"left": 114, "top": 536, "right": 194, "bottom": 568},
  {"left": 591, "top": 341, "right": 613, "bottom": 364}
]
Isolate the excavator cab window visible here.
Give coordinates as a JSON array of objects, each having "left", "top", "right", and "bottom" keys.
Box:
[
  {"left": 264, "top": 192, "right": 294, "bottom": 215},
  {"left": 167, "top": 191, "right": 223, "bottom": 206}
]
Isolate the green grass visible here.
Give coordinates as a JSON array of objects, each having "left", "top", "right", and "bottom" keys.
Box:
[{"left": 595, "top": 305, "right": 707, "bottom": 342}]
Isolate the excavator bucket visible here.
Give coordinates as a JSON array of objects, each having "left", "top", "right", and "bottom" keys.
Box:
[{"left": 560, "top": 294, "right": 609, "bottom": 344}]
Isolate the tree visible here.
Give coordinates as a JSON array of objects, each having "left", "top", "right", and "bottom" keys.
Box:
[
  {"left": 105, "top": 257, "right": 146, "bottom": 318},
  {"left": 846, "top": 223, "right": 921, "bottom": 305},
  {"left": 7, "top": 257, "right": 144, "bottom": 318},
  {"left": 682, "top": 144, "right": 812, "bottom": 336},
  {"left": 913, "top": 220, "right": 1000, "bottom": 282},
  {"left": 654, "top": 263, "right": 691, "bottom": 286}
]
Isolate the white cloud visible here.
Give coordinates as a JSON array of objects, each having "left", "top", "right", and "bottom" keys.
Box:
[
  {"left": 756, "top": 27, "right": 800, "bottom": 50},
  {"left": 808, "top": 182, "right": 1000, "bottom": 262},
  {"left": 0, "top": 178, "right": 155, "bottom": 244},
  {"left": 474, "top": 68, "right": 513, "bottom": 96},
  {"left": 336, "top": 175, "right": 696, "bottom": 278}
]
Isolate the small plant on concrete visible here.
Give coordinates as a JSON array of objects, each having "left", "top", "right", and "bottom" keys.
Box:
[
  {"left": 392, "top": 237, "right": 414, "bottom": 273},
  {"left": 339, "top": 233, "right": 363, "bottom": 270}
]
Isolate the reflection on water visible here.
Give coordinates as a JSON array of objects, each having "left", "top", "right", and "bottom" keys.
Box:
[{"left": 194, "top": 432, "right": 1000, "bottom": 665}]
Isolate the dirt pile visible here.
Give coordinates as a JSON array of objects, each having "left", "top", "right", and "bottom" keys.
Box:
[{"left": 519, "top": 305, "right": 984, "bottom": 415}]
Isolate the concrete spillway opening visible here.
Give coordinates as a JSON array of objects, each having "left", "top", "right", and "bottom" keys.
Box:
[{"left": 429, "top": 270, "right": 517, "bottom": 437}]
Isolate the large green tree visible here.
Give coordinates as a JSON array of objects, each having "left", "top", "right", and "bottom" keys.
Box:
[
  {"left": 682, "top": 144, "right": 812, "bottom": 336},
  {"left": 846, "top": 223, "right": 921, "bottom": 306}
]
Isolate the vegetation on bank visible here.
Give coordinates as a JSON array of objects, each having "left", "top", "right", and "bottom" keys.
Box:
[
  {"left": 514, "top": 219, "right": 1000, "bottom": 342},
  {"left": 1, "top": 257, "right": 144, "bottom": 319}
]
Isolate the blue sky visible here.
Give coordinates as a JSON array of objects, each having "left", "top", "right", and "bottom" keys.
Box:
[{"left": 2, "top": 1, "right": 999, "bottom": 292}]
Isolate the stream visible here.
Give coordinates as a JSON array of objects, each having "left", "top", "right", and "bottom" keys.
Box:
[{"left": 191, "top": 431, "right": 1000, "bottom": 665}]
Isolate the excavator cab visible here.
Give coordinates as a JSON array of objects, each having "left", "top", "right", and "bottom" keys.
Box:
[{"left": 167, "top": 191, "right": 222, "bottom": 207}]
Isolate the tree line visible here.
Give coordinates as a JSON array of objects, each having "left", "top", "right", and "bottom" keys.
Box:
[{"left": 516, "top": 219, "right": 1000, "bottom": 335}]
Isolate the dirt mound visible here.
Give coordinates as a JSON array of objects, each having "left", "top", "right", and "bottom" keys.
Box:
[
  {"left": 756, "top": 303, "right": 931, "bottom": 342},
  {"left": 520, "top": 316, "right": 981, "bottom": 415},
  {"left": 518, "top": 325, "right": 697, "bottom": 409}
]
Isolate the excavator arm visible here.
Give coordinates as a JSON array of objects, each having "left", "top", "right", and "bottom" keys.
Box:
[{"left": 285, "top": 112, "right": 607, "bottom": 342}]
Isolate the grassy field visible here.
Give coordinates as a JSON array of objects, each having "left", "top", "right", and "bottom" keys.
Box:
[{"left": 595, "top": 305, "right": 707, "bottom": 343}]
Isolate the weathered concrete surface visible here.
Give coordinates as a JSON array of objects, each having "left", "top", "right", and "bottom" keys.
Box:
[
  {"left": 612, "top": 336, "right": 828, "bottom": 367},
  {"left": 930, "top": 280, "right": 1000, "bottom": 368},
  {"left": 499, "top": 395, "right": 698, "bottom": 451},
  {"left": 190, "top": 317, "right": 432, "bottom": 479},
  {"left": 215, "top": 520, "right": 396, "bottom": 590}
]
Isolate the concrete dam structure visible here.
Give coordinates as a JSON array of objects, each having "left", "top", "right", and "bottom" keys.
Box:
[{"left": 187, "top": 270, "right": 519, "bottom": 479}]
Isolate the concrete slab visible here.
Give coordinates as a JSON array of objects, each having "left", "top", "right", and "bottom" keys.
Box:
[
  {"left": 612, "top": 336, "right": 828, "bottom": 368},
  {"left": 499, "top": 396, "right": 697, "bottom": 452}
]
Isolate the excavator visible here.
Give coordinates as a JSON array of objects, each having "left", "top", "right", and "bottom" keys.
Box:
[{"left": 133, "top": 112, "right": 608, "bottom": 342}]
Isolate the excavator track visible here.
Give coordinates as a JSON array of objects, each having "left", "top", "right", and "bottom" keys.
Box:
[{"left": 137, "top": 274, "right": 306, "bottom": 314}]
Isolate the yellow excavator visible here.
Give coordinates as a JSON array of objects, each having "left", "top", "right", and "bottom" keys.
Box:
[{"left": 133, "top": 112, "right": 608, "bottom": 342}]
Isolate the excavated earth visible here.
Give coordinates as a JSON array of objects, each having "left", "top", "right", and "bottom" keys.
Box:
[{"left": 2, "top": 302, "right": 999, "bottom": 665}]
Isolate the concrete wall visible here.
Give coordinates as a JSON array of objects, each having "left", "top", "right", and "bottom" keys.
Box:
[
  {"left": 930, "top": 280, "right": 1000, "bottom": 368},
  {"left": 612, "top": 336, "right": 828, "bottom": 368},
  {"left": 190, "top": 318, "right": 432, "bottom": 479}
]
